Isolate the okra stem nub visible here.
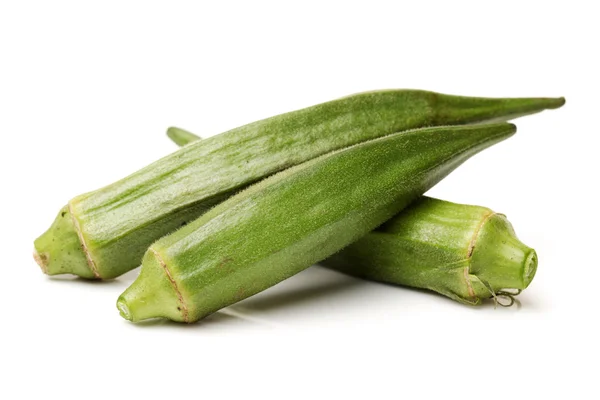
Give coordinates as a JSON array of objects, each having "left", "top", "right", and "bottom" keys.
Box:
[
  {"left": 166, "top": 127, "right": 201, "bottom": 147},
  {"left": 34, "top": 205, "right": 99, "bottom": 279},
  {"left": 468, "top": 212, "right": 538, "bottom": 294}
]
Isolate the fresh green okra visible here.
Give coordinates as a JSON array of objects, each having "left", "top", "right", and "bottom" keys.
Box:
[
  {"left": 169, "top": 129, "right": 537, "bottom": 305},
  {"left": 34, "top": 90, "right": 563, "bottom": 279},
  {"left": 323, "top": 197, "right": 537, "bottom": 305},
  {"left": 117, "top": 123, "right": 516, "bottom": 323}
]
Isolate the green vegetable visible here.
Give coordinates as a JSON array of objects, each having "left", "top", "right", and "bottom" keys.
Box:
[
  {"left": 117, "top": 123, "right": 516, "bottom": 323},
  {"left": 34, "top": 90, "right": 563, "bottom": 279},
  {"left": 169, "top": 129, "right": 537, "bottom": 306},
  {"left": 322, "top": 197, "right": 537, "bottom": 305}
]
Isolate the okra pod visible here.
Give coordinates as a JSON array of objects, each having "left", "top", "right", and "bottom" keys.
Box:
[
  {"left": 322, "top": 197, "right": 537, "bottom": 305},
  {"left": 34, "top": 91, "right": 563, "bottom": 279},
  {"left": 170, "top": 129, "right": 536, "bottom": 305},
  {"left": 117, "top": 123, "right": 516, "bottom": 323}
]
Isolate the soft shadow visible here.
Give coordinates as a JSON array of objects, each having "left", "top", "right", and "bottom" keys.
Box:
[
  {"left": 328, "top": 273, "right": 528, "bottom": 312},
  {"left": 116, "top": 268, "right": 141, "bottom": 285},
  {"left": 230, "top": 274, "right": 364, "bottom": 313},
  {"left": 46, "top": 267, "right": 140, "bottom": 288},
  {"left": 47, "top": 275, "right": 117, "bottom": 285},
  {"left": 121, "top": 268, "right": 366, "bottom": 329},
  {"left": 123, "top": 310, "right": 249, "bottom": 329}
]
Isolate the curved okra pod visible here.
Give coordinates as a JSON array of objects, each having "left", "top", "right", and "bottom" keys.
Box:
[
  {"left": 34, "top": 90, "right": 563, "bottom": 279},
  {"left": 322, "top": 197, "right": 537, "bottom": 305},
  {"left": 117, "top": 123, "right": 516, "bottom": 323},
  {"left": 168, "top": 130, "right": 537, "bottom": 306}
]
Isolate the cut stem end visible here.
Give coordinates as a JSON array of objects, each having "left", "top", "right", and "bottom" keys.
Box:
[
  {"left": 470, "top": 213, "right": 539, "bottom": 299},
  {"left": 117, "top": 296, "right": 133, "bottom": 321},
  {"left": 33, "top": 205, "right": 98, "bottom": 279},
  {"left": 523, "top": 249, "right": 538, "bottom": 288},
  {"left": 33, "top": 251, "right": 48, "bottom": 274}
]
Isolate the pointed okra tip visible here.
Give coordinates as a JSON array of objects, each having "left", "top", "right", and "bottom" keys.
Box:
[
  {"left": 535, "top": 96, "right": 565, "bottom": 110},
  {"left": 519, "top": 95, "right": 565, "bottom": 114},
  {"left": 524, "top": 96, "right": 565, "bottom": 110},
  {"left": 33, "top": 205, "right": 98, "bottom": 279},
  {"left": 550, "top": 96, "right": 566, "bottom": 109}
]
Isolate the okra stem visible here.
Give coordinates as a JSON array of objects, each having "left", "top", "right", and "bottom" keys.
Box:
[{"left": 166, "top": 127, "right": 201, "bottom": 146}]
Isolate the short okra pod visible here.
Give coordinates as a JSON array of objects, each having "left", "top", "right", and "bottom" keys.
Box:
[
  {"left": 117, "top": 123, "right": 516, "bottom": 323},
  {"left": 322, "top": 197, "right": 537, "bottom": 305}
]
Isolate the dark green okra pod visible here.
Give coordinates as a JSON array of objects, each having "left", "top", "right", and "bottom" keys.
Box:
[
  {"left": 34, "top": 90, "right": 563, "bottom": 279},
  {"left": 117, "top": 123, "right": 516, "bottom": 323},
  {"left": 323, "top": 197, "right": 537, "bottom": 305}
]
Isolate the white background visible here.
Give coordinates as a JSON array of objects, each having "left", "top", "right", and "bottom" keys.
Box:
[{"left": 1, "top": 1, "right": 597, "bottom": 399}]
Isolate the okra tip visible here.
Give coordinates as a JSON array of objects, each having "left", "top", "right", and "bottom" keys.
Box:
[
  {"left": 543, "top": 96, "right": 566, "bottom": 109},
  {"left": 513, "top": 96, "right": 565, "bottom": 111}
]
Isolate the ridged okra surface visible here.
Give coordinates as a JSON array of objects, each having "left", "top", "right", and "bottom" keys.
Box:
[
  {"left": 117, "top": 123, "right": 516, "bottom": 323},
  {"left": 34, "top": 91, "right": 563, "bottom": 279}
]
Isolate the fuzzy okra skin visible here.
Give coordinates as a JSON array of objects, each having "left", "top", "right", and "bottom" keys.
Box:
[
  {"left": 170, "top": 130, "right": 536, "bottom": 306},
  {"left": 117, "top": 123, "right": 516, "bottom": 323},
  {"left": 34, "top": 90, "right": 563, "bottom": 279},
  {"left": 322, "top": 197, "right": 537, "bottom": 305}
]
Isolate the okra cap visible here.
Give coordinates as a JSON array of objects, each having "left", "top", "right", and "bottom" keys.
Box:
[
  {"left": 117, "top": 248, "right": 187, "bottom": 322},
  {"left": 467, "top": 213, "right": 538, "bottom": 303},
  {"left": 33, "top": 205, "right": 98, "bottom": 279}
]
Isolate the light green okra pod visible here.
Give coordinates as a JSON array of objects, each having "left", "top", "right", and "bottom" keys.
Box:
[
  {"left": 169, "top": 129, "right": 537, "bottom": 305},
  {"left": 117, "top": 123, "right": 516, "bottom": 323},
  {"left": 34, "top": 90, "right": 563, "bottom": 279}
]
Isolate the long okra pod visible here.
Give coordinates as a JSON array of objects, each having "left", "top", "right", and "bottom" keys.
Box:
[
  {"left": 34, "top": 90, "right": 563, "bottom": 279},
  {"left": 169, "top": 130, "right": 537, "bottom": 305},
  {"left": 117, "top": 123, "right": 516, "bottom": 323}
]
